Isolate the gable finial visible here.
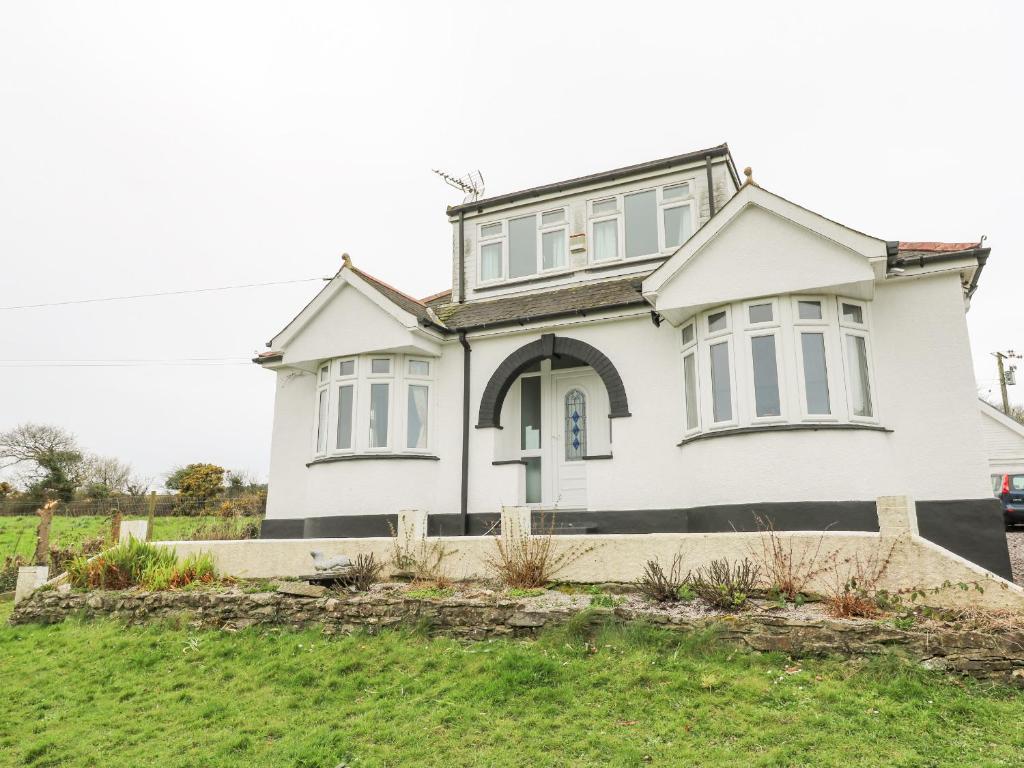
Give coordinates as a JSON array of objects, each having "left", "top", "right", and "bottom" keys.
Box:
[
  {"left": 742, "top": 166, "right": 755, "bottom": 187},
  {"left": 341, "top": 252, "right": 352, "bottom": 269}
]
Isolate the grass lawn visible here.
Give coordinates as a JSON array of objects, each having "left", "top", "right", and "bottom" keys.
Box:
[
  {"left": 0, "top": 516, "right": 223, "bottom": 559},
  {"left": 0, "top": 601, "right": 1021, "bottom": 767}
]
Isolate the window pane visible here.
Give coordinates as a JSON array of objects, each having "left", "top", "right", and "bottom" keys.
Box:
[
  {"left": 338, "top": 359, "right": 355, "bottom": 376},
  {"left": 681, "top": 323, "right": 694, "bottom": 346},
  {"left": 751, "top": 335, "right": 781, "bottom": 417},
  {"left": 521, "top": 377, "right": 541, "bottom": 450},
  {"left": 371, "top": 358, "right": 391, "bottom": 374},
  {"left": 319, "top": 366, "right": 329, "bottom": 383},
  {"left": 407, "top": 384, "right": 429, "bottom": 449},
  {"left": 801, "top": 333, "right": 831, "bottom": 414},
  {"left": 593, "top": 198, "right": 617, "bottom": 215},
  {"left": 663, "top": 183, "right": 690, "bottom": 200},
  {"left": 748, "top": 303, "right": 773, "bottom": 323},
  {"left": 408, "top": 359, "right": 430, "bottom": 376},
  {"left": 369, "top": 383, "right": 389, "bottom": 447},
  {"left": 798, "top": 300, "right": 823, "bottom": 320},
  {"left": 846, "top": 335, "right": 873, "bottom": 417},
  {"left": 480, "top": 243, "right": 503, "bottom": 281},
  {"left": 593, "top": 219, "right": 618, "bottom": 261},
  {"left": 710, "top": 342, "right": 732, "bottom": 422},
  {"left": 508, "top": 214, "right": 537, "bottom": 278},
  {"left": 842, "top": 303, "right": 864, "bottom": 324},
  {"left": 683, "top": 352, "right": 698, "bottom": 430},
  {"left": 480, "top": 222, "right": 502, "bottom": 239},
  {"left": 624, "top": 189, "right": 658, "bottom": 258},
  {"left": 336, "top": 385, "right": 354, "bottom": 450},
  {"left": 564, "top": 389, "right": 586, "bottom": 461},
  {"left": 316, "top": 389, "right": 329, "bottom": 453},
  {"left": 663, "top": 204, "right": 692, "bottom": 249},
  {"left": 524, "top": 457, "right": 542, "bottom": 504},
  {"left": 707, "top": 310, "right": 727, "bottom": 334},
  {"left": 542, "top": 230, "right": 566, "bottom": 270},
  {"left": 541, "top": 209, "right": 565, "bottom": 226}
]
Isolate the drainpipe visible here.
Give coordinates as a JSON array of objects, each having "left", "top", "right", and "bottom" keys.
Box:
[
  {"left": 457, "top": 211, "right": 466, "bottom": 304},
  {"left": 705, "top": 155, "right": 716, "bottom": 217},
  {"left": 458, "top": 331, "right": 471, "bottom": 534}
]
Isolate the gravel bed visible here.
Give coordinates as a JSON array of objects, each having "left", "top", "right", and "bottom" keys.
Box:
[{"left": 1008, "top": 531, "right": 1024, "bottom": 586}]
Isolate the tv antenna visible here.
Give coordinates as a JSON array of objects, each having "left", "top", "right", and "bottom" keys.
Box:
[{"left": 432, "top": 168, "right": 485, "bottom": 203}]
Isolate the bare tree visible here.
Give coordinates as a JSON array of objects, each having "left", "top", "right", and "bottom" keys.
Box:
[
  {"left": 0, "top": 423, "right": 83, "bottom": 500},
  {"left": 81, "top": 454, "right": 133, "bottom": 496}
]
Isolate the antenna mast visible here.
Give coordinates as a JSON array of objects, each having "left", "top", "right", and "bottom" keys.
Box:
[{"left": 432, "top": 168, "right": 485, "bottom": 203}]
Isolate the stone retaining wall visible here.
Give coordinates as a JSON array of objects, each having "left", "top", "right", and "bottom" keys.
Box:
[{"left": 11, "top": 588, "right": 1024, "bottom": 685}]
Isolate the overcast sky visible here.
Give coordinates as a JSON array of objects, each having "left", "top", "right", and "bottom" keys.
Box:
[{"left": 1, "top": 1, "right": 1021, "bottom": 486}]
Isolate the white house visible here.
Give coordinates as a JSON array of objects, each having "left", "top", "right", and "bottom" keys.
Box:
[
  {"left": 254, "top": 144, "right": 1011, "bottom": 578},
  {"left": 979, "top": 399, "right": 1024, "bottom": 480}
]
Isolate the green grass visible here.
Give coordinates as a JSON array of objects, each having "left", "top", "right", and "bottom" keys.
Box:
[
  {"left": 0, "top": 516, "right": 224, "bottom": 559},
  {"left": 0, "top": 602, "right": 1021, "bottom": 767}
]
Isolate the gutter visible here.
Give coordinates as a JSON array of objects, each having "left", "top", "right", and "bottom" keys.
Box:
[
  {"left": 458, "top": 332, "right": 472, "bottom": 535},
  {"left": 446, "top": 298, "right": 650, "bottom": 334},
  {"left": 446, "top": 144, "right": 732, "bottom": 217},
  {"left": 888, "top": 246, "right": 991, "bottom": 297}
]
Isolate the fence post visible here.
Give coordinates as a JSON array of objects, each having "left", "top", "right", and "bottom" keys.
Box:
[
  {"left": 33, "top": 500, "right": 57, "bottom": 566},
  {"left": 146, "top": 491, "right": 157, "bottom": 541}
]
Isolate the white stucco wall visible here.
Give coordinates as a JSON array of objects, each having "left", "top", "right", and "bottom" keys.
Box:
[{"left": 264, "top": 266, "right": 990, "bottom": 523}]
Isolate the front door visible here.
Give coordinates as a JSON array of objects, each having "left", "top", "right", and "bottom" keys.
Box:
[{"left": 550, "top": 370, "right": 603, "bottom": 508}]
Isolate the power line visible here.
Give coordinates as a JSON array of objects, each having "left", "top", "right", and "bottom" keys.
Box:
[
  {"left": 0, "top": 277, "right": 329, "bottom": 311},
  {"left": 0, "top": 358, "right": 252, "bottom": 368}
]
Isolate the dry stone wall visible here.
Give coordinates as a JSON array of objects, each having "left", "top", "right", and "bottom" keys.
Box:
[{"left": 11, "top": 587, "right": 1024, "bottom": 685}]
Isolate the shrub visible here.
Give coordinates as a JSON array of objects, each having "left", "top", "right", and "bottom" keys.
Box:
[
  {"left": 637, "top": 554, "right": 687, "bottom": 602},
  {"left": 49, "top": 536, "right": 106, "bottom": 576},
  {"left": 142, "top": 552, "right": 218, "bottom": 590},
  {"left": 389, "top": 523, "right": 453, "bottom": 585},
  {"left": 823, "top": 539, "right": 900, "bottom": 618},
  {"left": 484, "top": 514, "right": 595, "bottom": 589},
  {"left": 689, "top": 558, "right": 760, "bottom": 611},
  {"left": 341, "top": 553, "right": 382, "bottom": 592},
  {"left": 750, "top": 514, "right": 837, "bottom": 602},
  {"left": 406, "top": 585, "right": 455, "bottom": 600},
  {"left": 63, "top": 539, "right": 216, "bottom": 591}
]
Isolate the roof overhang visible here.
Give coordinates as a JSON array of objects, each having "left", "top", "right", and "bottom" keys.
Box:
[{"left": 642, "top": 184, "right": 887, "bottom": 325}]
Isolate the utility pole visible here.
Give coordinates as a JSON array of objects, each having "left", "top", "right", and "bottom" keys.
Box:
[{"left": 993, "top": 350, "right": 1020, "bottom": 415}]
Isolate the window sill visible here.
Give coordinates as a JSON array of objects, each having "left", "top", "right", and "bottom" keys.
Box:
[
  {"left": 677, "top": 422, "right": 893, "bottom": 447},
  {"left": 307, "top": 453, "right": 440, "bottom": 467},
  {"left": 492, "top": 459, "right": 527, "bottom": 466},
  {"left": 581, "top": 454, "right": 613, "bottom": 460}
]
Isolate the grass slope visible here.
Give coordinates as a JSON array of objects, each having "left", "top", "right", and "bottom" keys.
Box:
[
  {"left": 0, "top": 602, "right": 1021, "bottom": 767},
  {"left": 0, "top": 516, "right": 222, "bottom": 559}
]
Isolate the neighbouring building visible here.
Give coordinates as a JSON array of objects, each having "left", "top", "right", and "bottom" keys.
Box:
[{"left": 254, "top": 144, "right": 1012, "bottom": 578}]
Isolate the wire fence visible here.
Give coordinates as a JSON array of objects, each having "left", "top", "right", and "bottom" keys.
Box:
[{"left": 0, "top": 494, "right": 266, "bottom": 518}]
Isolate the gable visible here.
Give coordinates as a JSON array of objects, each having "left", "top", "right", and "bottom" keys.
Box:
[
  {"left": 276, "top": 282, "right": 440, "bottom": 366},
  {"left": 979, "top": 401, "right": 1024, "bottom": 469},
  {"left": 643, "top": 184, "right": 886, "bottom": 325}
]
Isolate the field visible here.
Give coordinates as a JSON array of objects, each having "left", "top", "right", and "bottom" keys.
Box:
[
  {"left": 0, "top": 515, "right": 224, "bottom": 559},
  {"left": 0, "top": 601, "right": 1021, "bottom": 767}
]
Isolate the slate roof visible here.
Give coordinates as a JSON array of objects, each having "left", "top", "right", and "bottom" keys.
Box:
[
  {"left": 350, "top": 266, "right": 432, "bottom": 324},
  {"left": 433, "top": 275, "right": 649, "bottom": 331}
]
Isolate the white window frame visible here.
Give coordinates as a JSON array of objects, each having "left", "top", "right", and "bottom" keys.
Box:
[
  {"left": 334, "top": 357, "right": 358, "bottom": 453},
  {"left": 310, "top": 354, "right": 436, "bottom": 459},
  {"left": 837, "top": 298, "right": 878, "bottom": 424},
  {"left": 477, "top": 223, "right": 506, "bottom": 285},
  {"left": 587, "top": 180, "right": 698, "bottom": 265},
  {"left": 791, "top": 296, "right": 840, "bottom": 422},
  {"left": 700, "top": 305, "right": 738, "bottom": 429},
  {"left": 475, "top": 208, "right": 571, "bottom": 287},
  {"left": 680, "top": 320, "right": 701, "bottom": 436},
  {"left": 679, "top": 294, "right": 879, "bottom": 440},
  {"left": 742, "top": 298, "right": 786, "bottom": 424},
  {"left": 538, "top": 208, "right": 569, "bottom": 273}
]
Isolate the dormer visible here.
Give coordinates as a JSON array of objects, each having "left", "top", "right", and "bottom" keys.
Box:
[{"left": 446, "top": 144, "right": 741, "bottom": 303}]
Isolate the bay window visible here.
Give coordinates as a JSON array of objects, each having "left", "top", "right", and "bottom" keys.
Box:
[
  {"left": 311, "top": 353, "right": 434, "bottom": 459},
  {"left": 680, "top": 295, "right": 879, "bottom": 439}
]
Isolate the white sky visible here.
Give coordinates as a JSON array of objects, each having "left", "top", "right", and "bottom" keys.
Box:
[{"left": 1, "top": 1, "right": 1021, "bottom": 486}]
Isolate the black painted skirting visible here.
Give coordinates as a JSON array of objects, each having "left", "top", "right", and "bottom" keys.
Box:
[
  {"left": 916, "top": 499, "right": 1011, "bottom": 580},
  {"left": 258, "top": 499, "right": 1012, "bottom": 580}
]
